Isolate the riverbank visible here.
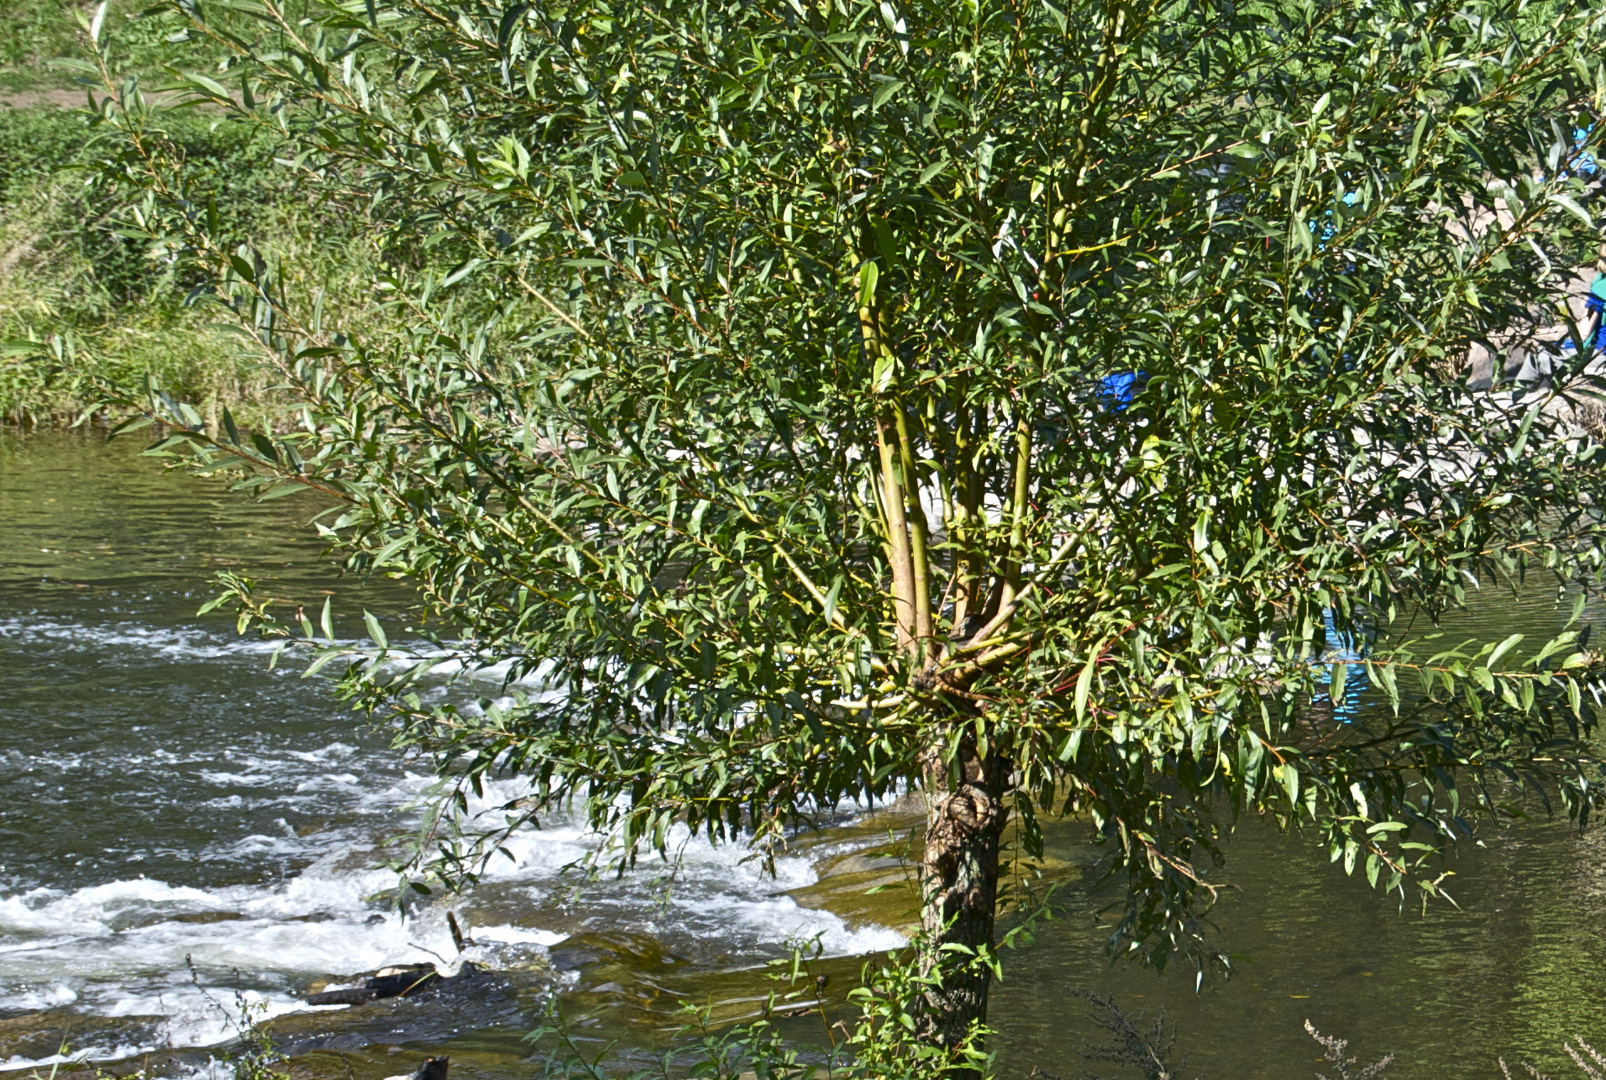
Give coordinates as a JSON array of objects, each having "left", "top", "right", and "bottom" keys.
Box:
[
  {"left": 0, "top": 1, "right": 320, "bottom": 426},
  {"left": 0, "top": 101, "right": 374, "bottom": 429}
]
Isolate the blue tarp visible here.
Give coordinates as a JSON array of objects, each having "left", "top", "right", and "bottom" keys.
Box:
[
  {"left": 1097, "top": 371, "right": 1147, "bottom": 411},
  {"left": 1560, "top": 273, "right": 1606, "bottom": 356}
]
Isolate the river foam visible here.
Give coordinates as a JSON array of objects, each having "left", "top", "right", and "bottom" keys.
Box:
[
  {"left": 1, "top": 603, "right": 904, "bottom": 1072},
  {"left": 0, "top": 791, "right": 903, "bottom": 1069}
]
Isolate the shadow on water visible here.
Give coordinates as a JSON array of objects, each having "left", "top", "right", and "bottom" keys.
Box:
[
  {"left": 991, "top": 814, "right": 1606, "bottom": 1080},
  {"left": 3, "top": 431, "right": 1606, "bottom": 1079},
  {"left": 991, "top": 572, "right": 1606, "bottom": 1079}
]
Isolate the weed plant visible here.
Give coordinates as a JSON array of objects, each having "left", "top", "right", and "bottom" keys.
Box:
[{"left": 530, "top": 938, "right": 994, "bottom": 1080}]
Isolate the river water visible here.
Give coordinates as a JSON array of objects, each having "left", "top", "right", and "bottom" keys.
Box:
[{"left": 2, "top": 430, "right": 1604, "bottom": 1079}]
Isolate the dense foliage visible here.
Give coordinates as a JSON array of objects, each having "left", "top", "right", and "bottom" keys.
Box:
[
  {"left": 1, "top": 109, "right": 283, "bottom": 292},
  {"left": 85, "top": 0, "right": 1606, "bottom": 1051},
  {"left": 0, "top": 0, "right": 360, "bottom": 423}
]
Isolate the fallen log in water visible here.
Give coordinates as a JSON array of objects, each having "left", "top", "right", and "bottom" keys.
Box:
[
  {"left": 383, "top": 1056, "right": 449, "bottom": 1080},
  {"left": 306, "top": 964, "right": 480, "bottom": 1006}
]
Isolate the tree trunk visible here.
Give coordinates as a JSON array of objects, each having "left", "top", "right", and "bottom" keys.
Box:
[{"left": 918, "top": 732, "right": 1008, "bottom": 1052}]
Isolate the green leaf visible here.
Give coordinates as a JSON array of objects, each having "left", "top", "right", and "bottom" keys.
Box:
[
  {"left": 822, "top": 576, "right": 843, "bottom": 626},
  {"left": 1487, "top": 632, "right": 1523, "bottom": 670},
  {"left": 303, "top": 649, "right": 346, "bottom": 677},
  {"left": 1277, "top": 762, "right": 1298, "bottom": 805},
  {"left": 181, "top": 72, "right": 234, "bottom": 101},
  {"left": 858, "top": 259, "right": 879, "bottom": 308},
  {"left": 1550, "top": 192, "right": 1594, "bottom": 229},
  {"left": 1073, "top": 645, "right": 1100, "bottom": 723}
]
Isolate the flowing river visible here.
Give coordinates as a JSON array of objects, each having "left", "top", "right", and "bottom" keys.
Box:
[{"left": 3, "top": 430, "right": 1605, "bottom": 1080}]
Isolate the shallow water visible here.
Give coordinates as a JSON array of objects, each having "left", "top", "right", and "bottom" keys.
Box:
[{"left": 2, "top": 430, "right": 1603, "bottom": 1079}]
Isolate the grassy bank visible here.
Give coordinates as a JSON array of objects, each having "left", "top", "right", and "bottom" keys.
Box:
[
  {"left": 1, "top": 107, "right": 293, "bottom": 426},
  {"left": 1, "top": 0, "right": 246, "bottom": 96},
  {"left": 0, "top": 1, "right": 357, "bottom": 428}
]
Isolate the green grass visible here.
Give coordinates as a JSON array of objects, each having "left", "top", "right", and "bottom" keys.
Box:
[
  {"left": 0, "top": 0, "right": 366, "bottom": 427},
  {"left": 0, "top": 0, "right": 92, "bottom": 93},
  {"left": 0, "top": 98, "right": 372, "bottom": 426},
  {"left": 0, "top": 107, "right": 96, "bottom": 192},
  {"left": 0, "top": 3, "right": 405, "bottom": 428},
  {"left": 0, "top": 0, "right": 244, "bottom": 94},
  {"left": 0, "top": 183, "right": 385, "bottom": 428},
  {"left": 0, "top": 0, "right": 388, "bottom": 428}
]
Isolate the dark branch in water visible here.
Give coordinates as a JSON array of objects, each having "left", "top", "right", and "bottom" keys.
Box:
[{"left": 1069, "top": 989, "right": 1197, "bottom": 1080}]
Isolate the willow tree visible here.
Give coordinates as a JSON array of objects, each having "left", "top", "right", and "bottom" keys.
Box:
[{"left": 86, "top": 0, "right": 1606, "bottom": 1052}]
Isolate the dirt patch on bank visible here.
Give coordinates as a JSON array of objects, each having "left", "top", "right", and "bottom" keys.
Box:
[
  {"left": 0, "top": 87, "right": 88, "bottom": 109},
  {"left": 0, "top": 86, "right": 225, "bottom": 110}
]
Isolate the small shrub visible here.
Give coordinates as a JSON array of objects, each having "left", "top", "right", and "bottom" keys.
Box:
[
  {"left": 1304, "top": 1021, "right": 1394, "bottom": 1080},
  {"left": 1502, "top": 1037, "right": 1606, "bottom": 1080}
]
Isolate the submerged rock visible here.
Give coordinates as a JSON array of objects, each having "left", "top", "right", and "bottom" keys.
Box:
[
  {"left": 0, "top": 1010, "right": 166, "bottom": 1065},
  {"left": 274, "top": 964, "right": 534, "bottom": 1057},
  {"left": 545, "top": 931, "right": 686, "bottom": 975}
]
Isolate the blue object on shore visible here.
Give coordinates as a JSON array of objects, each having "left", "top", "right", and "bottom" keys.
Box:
[
  {"left": 1574, "top": 125, "right": 1599, "bottom": 176},
  {"left": 1311, "top": 191, "right": 1361, "bottom": 249},
  {"left": 1097, "top": 371, "right": 1147, "bottom": 411},
  {"left": 1561, "top": 274, "right": 1606, "bottom": 355}
]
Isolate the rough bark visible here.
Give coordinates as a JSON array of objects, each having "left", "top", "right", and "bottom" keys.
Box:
[{"left": 918, "top": 732, "right": 1009, "bottom": 1052}]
